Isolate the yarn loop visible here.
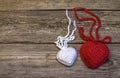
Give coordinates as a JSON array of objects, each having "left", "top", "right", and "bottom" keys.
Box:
[
  {"left": 55, "top": 10, "right": 77, "bottom": 49},
  {"left": 73, "top": 7, "right": 111, "bottom": 43}
]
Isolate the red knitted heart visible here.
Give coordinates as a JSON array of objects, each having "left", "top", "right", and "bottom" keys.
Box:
[
  {"left": 74, "top": 7, "right": 112, "bottom": 69},
  {"left": 80, "top": 41, "right": 109, "bottom": 68}
]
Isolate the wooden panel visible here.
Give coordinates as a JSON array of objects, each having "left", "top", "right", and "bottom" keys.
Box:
[
  {"left": 0, "top": 0, "right": 119, "bottom": 78},
  {"left": 0, "top": 44, "right": 119, "bottom": 78},
  {"left": 0, "top": 11, "right": 119, "bottom": 43},
  {"left": 0, "top": 0, "right": 119, "bottom": 10}
]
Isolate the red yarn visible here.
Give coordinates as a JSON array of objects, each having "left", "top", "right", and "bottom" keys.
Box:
[{"left": 73, "top": 7, "right": 112, "bottom": 68}]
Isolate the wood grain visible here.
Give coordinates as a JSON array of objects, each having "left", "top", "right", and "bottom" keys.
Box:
[
  {"left": 0, "top": 44, "right": 119, "bottom": 78},
  {"left": 0, "top": 0, "right": 119, "bottom": 10},
  {"left": 0, "top": 11, "right": 119, "bottom": 43},
  {"left": 0, "top": 0, "right": 119, "bottom": 78}
]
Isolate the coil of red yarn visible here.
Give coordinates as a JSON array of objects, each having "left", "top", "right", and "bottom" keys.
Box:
[{"left": 73, "top": 7, "right": 112, "bottom": 69}]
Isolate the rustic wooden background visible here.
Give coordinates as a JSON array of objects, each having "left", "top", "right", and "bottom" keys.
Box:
[{"left": 0, "top": 0, "right": 119, "bottom": 78}]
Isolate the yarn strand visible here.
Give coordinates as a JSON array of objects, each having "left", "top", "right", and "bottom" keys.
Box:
[
  {"left": 55, "top": 10, "right": 77, "bottom": 49},
  {"left": 73, "top": 7, "right": 111, "bottom": 43}
]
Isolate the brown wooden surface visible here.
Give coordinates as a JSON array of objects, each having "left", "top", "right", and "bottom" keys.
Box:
[
  {"left": 0, "top": 11, "right": 119, "bottom": 43},
  {"left": 0, "top": 0, "right": 119, "bottom": 10},
  {"left": 0, "top": 44, "right": 119, "bottom": 78},
  {"left": 0, "top": 0, "right": 119, "bottom": 78}
]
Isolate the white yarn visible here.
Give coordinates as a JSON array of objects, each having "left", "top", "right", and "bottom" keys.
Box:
[
  {"left": 55, "top": 10, "right": 77, "bottom": 49},
  {"left": 57, "top": 47, "right": 77, "bottom": 66},
  {"left": 55, "top": 10, "right": 77, "bottom": 66}
]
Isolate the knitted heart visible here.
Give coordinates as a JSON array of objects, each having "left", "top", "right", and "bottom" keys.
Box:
[
  {"left": 55, "top": 10, "right": 77, "bottom": 67},
  {"left": 74, "top": 7, "right": 112, "bottom": 68},
  {"left": 80, "top": 41, "right": 109, "bottom": 68},
  {"left": 57, "top": 47, "right": 77, "bottom": 66}
]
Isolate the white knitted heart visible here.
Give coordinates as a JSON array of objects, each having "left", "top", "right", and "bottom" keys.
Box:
[
  {"left": 57, "top": 47, "right": 77, "bottom": 66},
  {"left": 55, "top": 10, "right": 77, "bottom": 67}
]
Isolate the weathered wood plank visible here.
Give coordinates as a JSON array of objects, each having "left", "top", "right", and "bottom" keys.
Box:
[
  {"left": 0, "top": 11, "right": 119, "bottom": 43},
  {"left": 0, "top": 44, "right": 119, "bottom": 78},
  {"left": 0, "top": 0, "right": 119, "bottom": 10}
]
